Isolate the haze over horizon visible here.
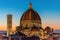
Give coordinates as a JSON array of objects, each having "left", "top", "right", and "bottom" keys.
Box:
[{"left": 0, "top": 0, "right": 60, "bottom": 31}]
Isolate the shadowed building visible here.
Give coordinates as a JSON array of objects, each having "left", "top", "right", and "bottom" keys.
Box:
[{"left": 45, "top": 26, "right": 53, "bottom": 36}]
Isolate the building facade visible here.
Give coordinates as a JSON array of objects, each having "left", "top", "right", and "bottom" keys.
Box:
[{"left": 17, "top": 3, "right": 48, "bottom": 40}]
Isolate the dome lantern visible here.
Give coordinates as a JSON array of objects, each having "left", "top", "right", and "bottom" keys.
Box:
[{"left": 29, "top": 3, "right": 32, "bottom": 9}]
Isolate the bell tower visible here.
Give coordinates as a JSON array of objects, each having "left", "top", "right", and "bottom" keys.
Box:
[{"left": 7, "top": 14, "right": 12, "bottom": 36}]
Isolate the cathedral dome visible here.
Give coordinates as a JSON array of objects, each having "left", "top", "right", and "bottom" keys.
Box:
[
  {"left": 21, "top": 9, "right": 41, "bottom": 21},
  {"left": 20, "top": 3, "right": 42, "bottom": 27}
]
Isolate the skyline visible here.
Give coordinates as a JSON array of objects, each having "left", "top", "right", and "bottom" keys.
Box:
[{"left": 0, "top": 0, "right": 60, "bottom": 31}]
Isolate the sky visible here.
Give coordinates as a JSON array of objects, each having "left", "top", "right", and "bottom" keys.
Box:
[{"left": 0, "top": 0, "right": 60, "bottom": 31}]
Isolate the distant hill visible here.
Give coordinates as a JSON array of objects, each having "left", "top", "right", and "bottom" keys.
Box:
[
  {"left": 0, "top": 30, "right": 7, "bottom": 35},
  {"left": 53, "top": 30, "right": 60, "bottom": 33}
]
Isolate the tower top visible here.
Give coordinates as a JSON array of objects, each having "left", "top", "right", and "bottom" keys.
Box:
[
  {"left": 29, "top": 2, "right": 32, "bottom": 9},
  {"left": 7, "top": 12, "right": 12, "bottom": 16}
]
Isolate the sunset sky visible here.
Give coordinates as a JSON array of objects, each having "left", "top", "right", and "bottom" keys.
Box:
[{"left": 0, "top": 0, "right": 60, "bottom": 31}]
